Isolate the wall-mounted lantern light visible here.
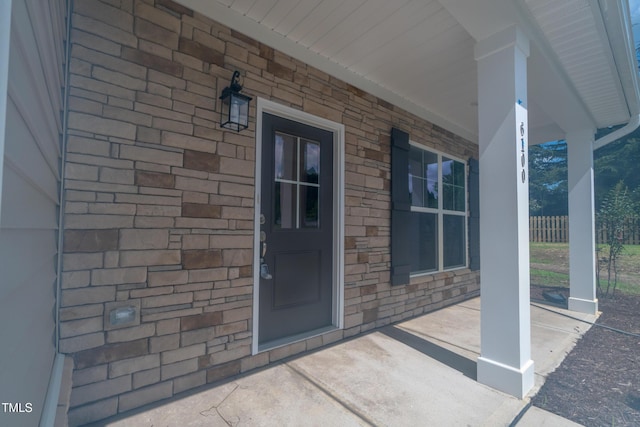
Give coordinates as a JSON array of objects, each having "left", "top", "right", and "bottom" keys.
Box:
[{"left": 219, "top": 70, "right": 252, "bottom": 132}]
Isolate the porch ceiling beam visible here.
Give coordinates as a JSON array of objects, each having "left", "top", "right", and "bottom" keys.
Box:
[{"left": 439, "top": 0, "right": 597, "bottom": 137}]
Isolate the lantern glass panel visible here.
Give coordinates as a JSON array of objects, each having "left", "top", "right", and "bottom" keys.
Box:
[{"left": 221, "top": 92, "right": 251, "bottom": 131}]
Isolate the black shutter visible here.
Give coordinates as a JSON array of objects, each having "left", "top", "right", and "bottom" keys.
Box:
[
  {"left": 468, "top": 157, "right": 480, "bottom": 271},
  {"left": 390, "top": 128, "right": 411, "bottom": 285}
]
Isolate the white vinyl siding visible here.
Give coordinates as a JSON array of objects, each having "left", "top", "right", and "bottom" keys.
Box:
[{"left": 0, "top": 0, "right": 66, "bottom": 425}]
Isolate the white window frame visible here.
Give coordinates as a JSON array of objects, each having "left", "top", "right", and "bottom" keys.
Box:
[{"left": 409, "top": 141, "right": 469, "bottom": 276}]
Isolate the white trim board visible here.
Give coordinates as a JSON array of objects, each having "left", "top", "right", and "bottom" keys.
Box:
[
  {"left": 0, "top": 0, "right": 13, "bottom": 223},
  {"left": 252, "top": 98, "right": 345, "bottom": 355}
]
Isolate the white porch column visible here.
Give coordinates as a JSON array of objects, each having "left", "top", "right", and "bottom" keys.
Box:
[
  {"left": 474, "top": 26, "right": 534, "bottom": 399},
  {"left": 567, "top": 130, "right": 598, "bottom": 314}
]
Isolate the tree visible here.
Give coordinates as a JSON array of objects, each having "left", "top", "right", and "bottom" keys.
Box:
[
  {"left": 596, "top": 181, "right": 636, "bottom": 297},
  {"left": 594, "top": 129, "right": 640, "bottom": 209},
  {"left": 529, "top": 141, "right": 568, "bottom": 216},
  {"left": 528, "top": 133, "right": 640, "bottom": 217}
]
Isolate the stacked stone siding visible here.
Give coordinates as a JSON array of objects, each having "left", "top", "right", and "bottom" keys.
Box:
[{"left": 61, "top": 0, "right": 480, "bottom": 424}]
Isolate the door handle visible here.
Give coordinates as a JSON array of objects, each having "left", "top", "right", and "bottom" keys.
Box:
[
  {"left": 259, "top": 239, "right": 271, "bottom": 279},
  {"left": 260, "top": 262, "right": 272, "bottom": 280}
]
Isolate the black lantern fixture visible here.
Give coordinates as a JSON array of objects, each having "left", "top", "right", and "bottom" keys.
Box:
[{"left": 219, "top": 71, "right": 252, "bottom": 132}]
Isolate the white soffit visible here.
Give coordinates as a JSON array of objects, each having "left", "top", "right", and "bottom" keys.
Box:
[
  {"left": 179, "top": 0, "right": 637, "bottom": 142},
  {"left": 524, "top": 0, "right": 631, "bottom": 128},
  {"left": 179, "top": 0, "right": 479, "bottom": 142}
]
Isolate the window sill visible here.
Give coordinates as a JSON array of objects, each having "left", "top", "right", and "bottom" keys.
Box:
[{"left": 409, "top": 265, "right": 470, "bottom": 280}]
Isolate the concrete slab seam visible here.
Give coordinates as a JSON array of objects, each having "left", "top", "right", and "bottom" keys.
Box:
[
  {"left": 509, "top": 401, "right": 533, "bottom": 427},
  {"left": 530, "top": 322, "right": 584, "bottom": 335},
  {"left": 457, "top": 304, "right": 482, "bottom": 313},
  {"left": 284, "top": 363, "right": 376, "bottom": 426}
]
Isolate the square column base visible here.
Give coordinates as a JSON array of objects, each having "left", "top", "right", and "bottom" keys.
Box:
[
  {"left": 568, "top": 297, "right": 598, "bottom": 315},
  {"left": 477, "top": 357, "right": 535, "bottom": 399}
]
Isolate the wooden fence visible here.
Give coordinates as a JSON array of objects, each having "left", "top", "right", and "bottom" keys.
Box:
[
  {"left": 530, "top": 216, "right": 569, "bottom": 243},
  {"left": 529, "top": 216, "right": 640, "bottom": 244},
  {"left": 595, "top": 218, "right": 640, "bottom": 245}
]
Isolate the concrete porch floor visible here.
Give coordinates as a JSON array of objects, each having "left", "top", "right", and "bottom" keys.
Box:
[{"left": 91, "top": 297, "right": 596, "bottom": 426}]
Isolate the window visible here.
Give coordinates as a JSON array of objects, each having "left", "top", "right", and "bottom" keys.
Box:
[
  {"left": 274, "top": 132, "right": 321, "bottom": 229},
  {"left": 409, "top": 143, "right": 467, "bottom": 274}
]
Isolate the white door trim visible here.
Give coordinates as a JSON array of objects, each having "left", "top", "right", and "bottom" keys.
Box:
[{"left": 252, "top": 98, "right": 345, "bottom": 355}]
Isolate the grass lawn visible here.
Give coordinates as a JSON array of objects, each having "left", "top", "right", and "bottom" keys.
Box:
[{"left": 530, "top": 242, "right": 640, "bottom": 296}]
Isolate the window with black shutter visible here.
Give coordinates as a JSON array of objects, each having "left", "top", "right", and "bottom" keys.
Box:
[
  {"left": 390, "top": 128, "right": 411, "bottom": 285},
  {"left": 390, "top": 128, "right": 473, "bottom": 285}
]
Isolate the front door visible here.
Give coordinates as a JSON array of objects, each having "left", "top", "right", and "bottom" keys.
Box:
[{"left": 259, "top": 113, "right": 334, "bottom": 346}]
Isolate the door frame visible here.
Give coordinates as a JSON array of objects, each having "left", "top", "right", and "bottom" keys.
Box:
[{"left": 252, "top": 98, "right": 345, "bottom": 354}]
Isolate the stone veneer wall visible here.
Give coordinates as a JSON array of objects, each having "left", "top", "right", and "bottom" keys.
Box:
[{"left": 60, "top": 0, "right": 480, "bottom": 424}]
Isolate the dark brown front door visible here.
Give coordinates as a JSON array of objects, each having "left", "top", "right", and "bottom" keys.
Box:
[{"left": 259, "top": 113, "right": 334, "bottom": 346}]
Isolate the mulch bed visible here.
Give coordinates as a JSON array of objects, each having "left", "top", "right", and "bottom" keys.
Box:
[{"left": 531, "top": 287, "right": 640, "bottom": 427}]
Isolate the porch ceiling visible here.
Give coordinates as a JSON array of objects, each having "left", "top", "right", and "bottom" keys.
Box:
[{"left": 178, "top": 0, "right": 639, "bottom": 144}]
